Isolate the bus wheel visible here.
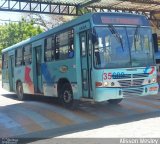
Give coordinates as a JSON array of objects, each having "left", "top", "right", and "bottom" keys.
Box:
[
  {"left": 108, "top": 98, "right": 122, "bottom": 104},
  {"left": 16, "top": 82, "right": 25, "bottom": 101},
  {"left": 60, "top": 83, "right": 73, "bottom": 108}
]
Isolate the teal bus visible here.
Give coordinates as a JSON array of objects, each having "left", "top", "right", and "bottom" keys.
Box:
[{"left": 2, "top": 12, "right": 159, "bottom": 107}]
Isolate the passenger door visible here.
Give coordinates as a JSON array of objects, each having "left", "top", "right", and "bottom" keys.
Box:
[
  {"left": 34, "top": 46, "right": 43, "bottom": 93},
  {"left": 8, "top": 55, "right": 14, "bottom": 91},
  {"left": 80, "top": 31, "right": 92, "bottom": 98}
]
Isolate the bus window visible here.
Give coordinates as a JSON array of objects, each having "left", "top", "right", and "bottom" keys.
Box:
[
  {"left": 16, "top": 48, "right": 23, "bottom": 67},
  {"left": 81, "top": 35, "right": 86, "bottom": 56},
  {"left": 68, "top": 29, "right": 74, "bottom": 58},
  {"left": 59, "top": 31, "right": 69, "bottom": 59},
  {"left": 142, "top": 35, "right": 153, "bottom": 57},
  {"left": 127, "top": 27, "right": 154, "bottom": 67},
  {"left": 143, "top": 36, "right": 150, "bottom": 51},
  {"left": 68, "top": 45, "right": 74, "bottom": 58},
  {"left": 24, "top": 45, "right": 32, "bottom": 65},
  {"left": 44, "top": 36, "right": 55, "bottom": 62},
  {"left": 132, "top": 35, "right": 142, "bottom": 51},
  {"left": 55, "top": 35, "right": 60, "bottom": 60},
  {"left": 94, "top": 26, "right": 130, "bottom": 68},
  {"left": 2, "top": 53, "right": 8, "bottom": 69},
  {"left": 55, "top": 29, "right": 74, "bottom": 60}
]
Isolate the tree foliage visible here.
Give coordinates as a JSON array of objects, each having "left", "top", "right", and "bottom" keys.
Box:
[{"left": 0, "top": 18, "right": 44, "bottom": 54}]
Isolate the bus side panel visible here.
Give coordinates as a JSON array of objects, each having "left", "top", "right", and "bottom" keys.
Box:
[
  {"left": 22, "top": 65, "right": 34, "bottom": 94},
  {"left": 14, "top": 66, "right": 25, "bottom": 91},
  {"left": 2, "top": 68, "right": 10, "bottom": 91},
  {"left": 14, "top": 65, "right": 34, "bottom": 94},
  {"left": 42, "top": 59, "right": 78, "bottom": 98}
]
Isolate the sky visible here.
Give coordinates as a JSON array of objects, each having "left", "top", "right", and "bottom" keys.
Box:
[
  {"left": 0, "top": 11, "right": 66, "bottom": 29},
  {"left": 0, "top": 11, "right": 22, "bottom": 24}
]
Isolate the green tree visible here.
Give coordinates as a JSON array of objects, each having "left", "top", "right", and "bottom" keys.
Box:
[{"left": 0, "top": 18, "right": 44, "bottom": 54}]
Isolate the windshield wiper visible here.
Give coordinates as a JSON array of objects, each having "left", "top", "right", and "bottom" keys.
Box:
[
  {"left": 108, "top": 24, "right": 124, "bottom": 51},
  {"left": 134, "top": 25, "right": 140, "bottom": 51}
]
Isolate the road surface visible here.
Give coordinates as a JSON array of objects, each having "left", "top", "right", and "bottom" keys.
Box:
[{"left": 0, "top": 81, "right": 160, "bottom": 143}]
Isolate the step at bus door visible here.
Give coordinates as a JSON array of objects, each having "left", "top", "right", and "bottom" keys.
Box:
[
  {"left": 35, "top": 46, "right": 43, "bottom": 93},
  {"left": 8, "top": 55, "right": 14, "bottom": 91},
  {"left": 80, "top": 31, "right": 92, "bottom": 98}
]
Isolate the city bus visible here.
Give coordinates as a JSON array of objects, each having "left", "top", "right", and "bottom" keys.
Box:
[{"left": 1, "top": 12, "right": 159, "bottom": 108}]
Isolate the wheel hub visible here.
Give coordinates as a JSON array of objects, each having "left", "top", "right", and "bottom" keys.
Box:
[{"left": 63, "top": 90, "right": 72, "bottom": 103}]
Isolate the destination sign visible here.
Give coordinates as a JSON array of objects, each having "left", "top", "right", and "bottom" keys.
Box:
[
  {"left": 92, "top": 13, "right": 149, "bottom": 26},
  {"left": 101, "top": 17, "right": 140, "bottom": 25}
]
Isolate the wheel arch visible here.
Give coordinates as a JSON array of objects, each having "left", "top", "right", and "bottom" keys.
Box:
[
  {"left": 16, "top": 79, "right": 22, "bottom": 87},
  {"left": 57, "top": 78, "right": 72, "bottom": 96}
]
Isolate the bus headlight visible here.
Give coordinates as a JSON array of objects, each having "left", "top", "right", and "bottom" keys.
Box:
[
  {"left": 151, "top": 78, "right": 156, "bottom": 83},
  {"left": 95, "top": 81, "right": 115, "bottom": 87},
  {"left": 103, "top": 82, "right": 109, "bottom": 87}
]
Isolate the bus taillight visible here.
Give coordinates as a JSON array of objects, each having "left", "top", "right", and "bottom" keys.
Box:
[{"left": 95, "top": 82, "right": 103, "bottom": 87}]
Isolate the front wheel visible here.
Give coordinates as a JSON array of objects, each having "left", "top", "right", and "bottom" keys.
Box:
[
  {"left": 108, "top": 98, "right": 123, "bottom": 104},
  {"left": 59, "top": 83, "right": 74, "bottom": 108},
  {"left": 16, "top": 82, "right": 25, "bottom": 101}
]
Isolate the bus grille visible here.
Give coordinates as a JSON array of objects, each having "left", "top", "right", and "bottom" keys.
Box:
[
  {"left": 122, "top": 87, "right": 144, "bottom": 96},
  {"left": 132, "top": 73, "right": 149, "bottom": 78},
  {"left": 118, "top": 79, "right": 144, "bottom": 87},
  {"left": 122, "top": 87, "right": 144, "bottom": 97}
]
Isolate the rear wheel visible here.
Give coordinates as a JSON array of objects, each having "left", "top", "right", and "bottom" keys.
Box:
[
  {"left": 108, "top": 98, "right": 123, "bottom": 104},
  {"left": 16, "top": 82, "right": 25, "bottom": 101},
  {"left": 59, "top": 83, "right": 74, "bottom": 108}
]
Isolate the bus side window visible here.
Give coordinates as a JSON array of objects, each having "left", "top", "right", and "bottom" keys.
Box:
[
  {"left": 59, "top": 31, "right": 70, "bottom": 59},
  {"left": 44, "top": 36, "right": 55, "bottom": 62},
  {"left": 81, "top": 36, "right": 86, "bottom": 56},
  {"left": 24, "top": 45, "right": 32, "bottom": 65},
  {"left": 55, "top": 29, "right": 74, "bottom": 60},
  {"left": 16, "top": 48, "right": 23, "bottom": 67},
  {"left": 55, "top": 35, "right": 60, "bottom": 60},
  {"left": 2, "top": 53, "right": 8, "bottom": 69},
  {"left": 68, "top": 29, "right": 74, "bottom": 58}
]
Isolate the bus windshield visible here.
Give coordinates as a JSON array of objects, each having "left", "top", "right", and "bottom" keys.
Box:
[{"left": 93, "top": 26, "right": 154, "bottom": 69}]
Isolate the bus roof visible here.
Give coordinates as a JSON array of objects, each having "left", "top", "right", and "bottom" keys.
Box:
[{"left": 2, "top": 12, "right": 149, "bottom": 53}]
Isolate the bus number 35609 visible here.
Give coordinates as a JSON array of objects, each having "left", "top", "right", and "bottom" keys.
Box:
[{"left": 103, "top": 72, "right": 125, "bottom": 80}]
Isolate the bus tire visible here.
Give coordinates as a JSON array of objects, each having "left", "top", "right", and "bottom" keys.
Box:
[
  {"left": 108, "top": 98, "right": 122, "bottom": 104},
  {"left": 16, "top": 82, "right": 25, "bottom": 101},
  {"left": 59, "top": 83, "right": 74, "bottom": 108}
]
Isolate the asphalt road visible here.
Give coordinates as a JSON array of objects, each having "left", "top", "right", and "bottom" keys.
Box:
[{"left": 0, "top": 81, "right": 160, "bottom": 143}]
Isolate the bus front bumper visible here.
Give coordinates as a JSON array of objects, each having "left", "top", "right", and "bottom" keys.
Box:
[{"left": 94, "top": 83, "right": 159, "bottom": 102}]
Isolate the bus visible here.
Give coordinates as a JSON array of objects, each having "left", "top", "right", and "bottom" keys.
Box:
[{"left": 1, "top": 12, "right": 159, "bottom": 108}]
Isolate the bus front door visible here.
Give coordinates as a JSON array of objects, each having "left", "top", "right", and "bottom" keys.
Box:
[
  {"left": 35, "top": 46, "right": 43, "bottom": 93},
  {"left": 8, "top": 55, "right": 14, "bottom": 91},
  {"left": 80, "top": 31, "right": 92, "bottom": 98}
]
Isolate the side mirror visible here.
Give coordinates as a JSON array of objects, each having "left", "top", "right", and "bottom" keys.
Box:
[{"left": 152, "top": 33, "right": 158, "bottom": 52}]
